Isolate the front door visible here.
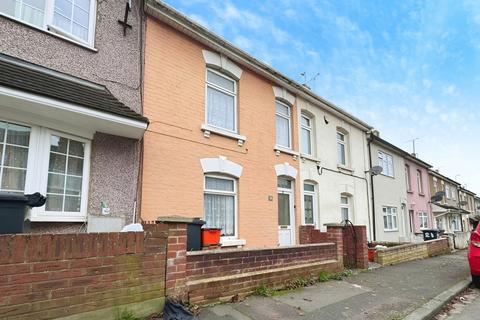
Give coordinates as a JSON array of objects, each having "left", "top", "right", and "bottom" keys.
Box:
[{"left": 278, "top": 178, "right": 294, "bottom": 246}]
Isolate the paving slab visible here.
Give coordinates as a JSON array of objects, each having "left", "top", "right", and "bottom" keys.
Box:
[{"left": 198, "top": 251, "right": 470, "bottom": 320}]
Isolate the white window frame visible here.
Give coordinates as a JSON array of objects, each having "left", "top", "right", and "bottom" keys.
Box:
[
  {"left": 451, "top": 214, "right": 461, "bottom": 232},
  {"left": 203, "top": 174, "right": 238, "bottom": 240},
  {"left": 275, "top": 100, "right": 292, "bottom": 149},
  {"left": 337, "top": 131, "right": 347, "bottom": 166},
  {"left": 378, "top": 151, "right": 394, "bottom": 177},
  {"left": 405, "top": 165, "right": 411, "bottom": 191},
  {"left": 340, "top": 195, "right": 351, "bottom": 222},
  {"left": 416, "top": 170, "right": 424, "bottom": 194},
  {"left": 0, "top": 118, "right": 91, "bottom": 222},
  {"left": 302, "top": 182, "right": 317, "bottom": 226},
  {"left": 204, "top": 68, "right": 238, "bottom": 134},
  {"left": 0, "top": 0, "right": 97, "bottom": 47},
  {"left": 300, "top": 113, "right": 312, "bottom": 155},
  {"left": 382, "top": 206, "right": 398, "bottom": 231},
  {"left": 418, "top": 211, "right": 428, "bottom": 230},
  {"left": 445, "top": 184, "right": 451, "bottom": 199}
]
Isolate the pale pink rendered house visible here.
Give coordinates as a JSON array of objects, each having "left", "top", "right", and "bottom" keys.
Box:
[{"left": 405, "top": 156, "right": 434, "bottom": 241}]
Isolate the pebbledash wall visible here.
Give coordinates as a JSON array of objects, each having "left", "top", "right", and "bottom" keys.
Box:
[{"left": 0, "top": 0, "right": 145, "bottom": 232}]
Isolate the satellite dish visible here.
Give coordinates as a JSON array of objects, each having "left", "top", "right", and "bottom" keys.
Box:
[
  {"left": 370, "top": 166, "right": 383, "bottom": 176},
  {"left": 431, "top": 191, "right": 445, "bottom": 203}
]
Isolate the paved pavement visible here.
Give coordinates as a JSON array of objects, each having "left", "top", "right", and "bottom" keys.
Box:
[
  {"left": 435, "top": 286, "right": 480, "bottom": 320},
  {"left": 198, "top": 251, "right": 470, "bottom": 320}
]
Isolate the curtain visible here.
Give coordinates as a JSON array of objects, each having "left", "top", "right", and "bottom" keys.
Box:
[
  {"left": 337, "top": 143, "right": 345, "bottom": 164},
  {"left": 204, "top": 194, "right": 235, "bottom": 236},
  {"left": 276, "top": 115, "right": 289, "bottom": 147},
  {"left": 301, "top": 128, "right": 311, "bottom": 154},
  {"left": 207, "top": 87, "right": 235, "bottom": 131}
]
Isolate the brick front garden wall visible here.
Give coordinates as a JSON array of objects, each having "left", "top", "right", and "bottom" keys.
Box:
[
  {"left": 0, "top": 221, "right": 369, "bottom": 317},
  {"left": 0, "top": 224, "right": 170, "bottom": 320},
  {"left": 375, "top": 238, "right": 451, "bottom": 266}
]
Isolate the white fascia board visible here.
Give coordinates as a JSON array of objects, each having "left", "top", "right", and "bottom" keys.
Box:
[{"left": 0, "top": 85, "right": 147, "bottom": 139}]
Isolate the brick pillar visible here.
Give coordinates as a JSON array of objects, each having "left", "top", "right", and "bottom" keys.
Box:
[
  {"left": 353, "top": 226, "right": 368, "bottom": 269},
  {"left": 156, "top": 217, "right": 190, "bottom": 300},
  {"left": 325, "top": 224, "right": 344, "bottom": 267}
]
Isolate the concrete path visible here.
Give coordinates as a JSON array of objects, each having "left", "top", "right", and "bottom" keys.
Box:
[
  {"left": 435, "top": 287, "right": 480, "bottom": 320},
  {"left": 198, "top": 251, "right": 469, "bottom": 320}
]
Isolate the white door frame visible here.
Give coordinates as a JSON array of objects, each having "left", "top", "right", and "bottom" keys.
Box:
[{"left": 278, "top": 181, "right": 295, "bottom": 246}]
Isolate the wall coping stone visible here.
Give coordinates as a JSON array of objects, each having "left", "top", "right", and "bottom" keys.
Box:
[
  {"left": 187, "top": 243, "right": 335, "bottom": 256},
  {"left": 324, "top": 223, "right": 345, "bottom": 227},
  {"left": 156, "top": 216, "right": 199, "bottom": 223}
]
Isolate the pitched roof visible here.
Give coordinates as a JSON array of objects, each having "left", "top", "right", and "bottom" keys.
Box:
[{"left": 0, "top": 53, "right": 148, "bottom": 123}]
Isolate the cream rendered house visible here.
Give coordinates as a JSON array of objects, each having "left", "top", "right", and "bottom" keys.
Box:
[{"left": 297, "top": 97, "right": 373, "bottom": 239}]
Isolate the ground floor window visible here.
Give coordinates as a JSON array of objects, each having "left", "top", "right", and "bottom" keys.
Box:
[
  {"left": 340, "top": 194, "right": 351, "bottom": 221},
  {"left": 419, "top": 211, "right": 428, "bottom": 230},
  {"left": 383, "top": 206, "right": 398, "bottom": 231},
  {"left": 436, "top": 217, "right": 444, "bottom": 230},
  {"left": 204, "top": 175, "right": 237, "bottom": 237},
  {"left": 303, "top": 182, "right": 316, "bottom": 225},
  {"left": 451, "top": 214, "right": 461, "bottom": 232},
  {"left": 0, "top": 119, "right": 90, "bottom": 220}
]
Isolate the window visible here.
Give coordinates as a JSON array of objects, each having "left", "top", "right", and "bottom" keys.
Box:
[
  {"left": 303, "top": 183, "right": 316, "bottom": 225},
  {"left": 451, "top": 188, "right": 457, "bottom": 201},
  {"left": 205, "top": 69, "right": 237, "bottom": 133},
  {"left": 275, "top": 101, "right": 291, "bottom": 148},
  {"left": 378, "top": 151, "right": 394, "bottom": 177},
  {"left": 436, "top": 217, "right": 443, "bottom": 230},
  {"left": 0, "top": 120, "right": 90, "bottom": 220},
  {"left": 433, "top": 178, "right": 438, "bottom": 194},
  {"left": 405, "top": 165, "right": 411, "bottom": 191},
  {"left": 337, "top": 131, "right": 347, "bottom": 165},
  {"left": 451, "top": 214, "right": 461, "bottom": 231},
  {"left": 416, "top": 170, "right": 423, "bottom": 194},
  {"left": 45, "top": 135, "right": 86, "bottom": 213},
  {"left": 340, "top": 195, "right": 350, "bottom": 221},
  {"left": 0, "top": 122, "right": 31, "bottom": 193},
  {"left": 204, "top": 175, "right": 237, "bottom": 238},
  {"left": 445, "top": 184, "right": 451, "bottom": 199},
  {"left": 0, "top": 0, "right": 96, "bottom": 45},
  {"left": 300, "top": 114, "right": 312, "bottom": 155},
  {"left": 419, "top": 212, "right": 428, "bottom": 230},
  {"left": 383, "top": 206, "right": 398, "bottom": 231}
]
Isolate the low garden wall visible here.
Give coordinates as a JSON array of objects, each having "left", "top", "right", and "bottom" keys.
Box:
[
  {"left": 375, "top": 238, "right": 450, "bottom": 266},
  {"left": 0, "top": 224, "right": 169, "bottom": 320}
]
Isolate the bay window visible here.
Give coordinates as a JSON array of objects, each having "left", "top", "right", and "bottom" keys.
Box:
[
  {"left": 275, "top": 101, "right": 291, "bottom": 148},
  {"left": 205, "top": 69, "right": 237, "bottom": 133},
  {"left": 0, "top": 0, "right": 96, "bottom": 46},
  {"left": 383, "top": 206, "right": 398, "bottom": 231},
  {"left": 0, "top": 119, "right": 90, "bottom": 220},
  {"left": 204, "top": 175, "right": 237, "bottom": 238}
]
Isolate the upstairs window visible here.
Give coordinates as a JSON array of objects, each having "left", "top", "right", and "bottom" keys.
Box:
[
  {"left": 405, "top": 165, "right": 411, "bottom": 191},
  {"left": 416, "top": 170, "right": 424, "bottom": 194},
  {"left": 300, "top": 114, "right": 312, "bottom": 155},
  {"left": 337, "top": 131, "right": 347, "bottom": 166},
  {"left": 445, "top": 184, "right": 451, "bottom": 199},
  {"left": 275, "top": 101, "right": 291, "bottom": 148},
  {"left": 205, "top": 69, "right": 237, "bottom": 133},
  {"left": 0, "top": 0, "right": 96, "bottom": 46},
  {"left": 378, "top": 151, "right": 394, "bottom": 177}
]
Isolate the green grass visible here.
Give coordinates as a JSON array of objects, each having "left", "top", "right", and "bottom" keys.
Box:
[
  {"left": 115, "top": 309, "right": 138, "bottom": 320},
  {"left": 254, "top": 283, "right": 275, "bottom": 297}
]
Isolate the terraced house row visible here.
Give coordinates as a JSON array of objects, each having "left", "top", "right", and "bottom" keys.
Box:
[{"left": 0, "top": 0, "right": 477, "bottom": 248}]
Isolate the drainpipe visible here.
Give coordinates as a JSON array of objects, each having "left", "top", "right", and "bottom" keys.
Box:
[{"left": 367, "top": 134, "right": 377, "bottom": 241}]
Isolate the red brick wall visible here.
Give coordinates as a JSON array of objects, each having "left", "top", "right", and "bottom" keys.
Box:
[
  {"left": 426, "top": 238, "right": 450, "bottom": 257},
  {"left": 299, "top": 225, "right": 328, "bottom": 244},
  {"left": 0, "top": 224, "right": 168, "bottom": 320}
]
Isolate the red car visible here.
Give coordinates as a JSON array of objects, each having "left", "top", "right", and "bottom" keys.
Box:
[{"left": 468, "top": 225, "right": 480, "bottom": 287}]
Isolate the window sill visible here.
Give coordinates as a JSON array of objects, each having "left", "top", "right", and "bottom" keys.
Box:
[
  {"left": 201, "top": 124, "right": 246, "bottom": 146},
  {"left": 419, "top": 193, "right": 426, "bottom": 197},
  {"left": 380, "top": 173, "right": 395, "bottom": 179},
  {"left": 407, "top": 190, "right": 414, "bottom": 194},
  {"left": 29, "top": 215, "right": 87, "bottom": 223},
  {"left": 337, "top": 164, "right": 354, "bottom": 173},
  {"left": 300, "top": 153, "right": 321, "bottom": 163},
  {"left": 274, "top": 145, "right": 299, "bottom": 158},
  {"left": 384, "top": 229, "right": 399, "bottom": 232},
  {"left": 0, "top": 13, "right": 97, "bottom": 52},
  {"left": 220, "top": 238, "right": 246, "bottom": 247}
]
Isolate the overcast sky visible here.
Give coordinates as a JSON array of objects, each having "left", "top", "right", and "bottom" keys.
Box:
[{"left": 166, "top": 0, "right": 480, "bottom": 193}]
